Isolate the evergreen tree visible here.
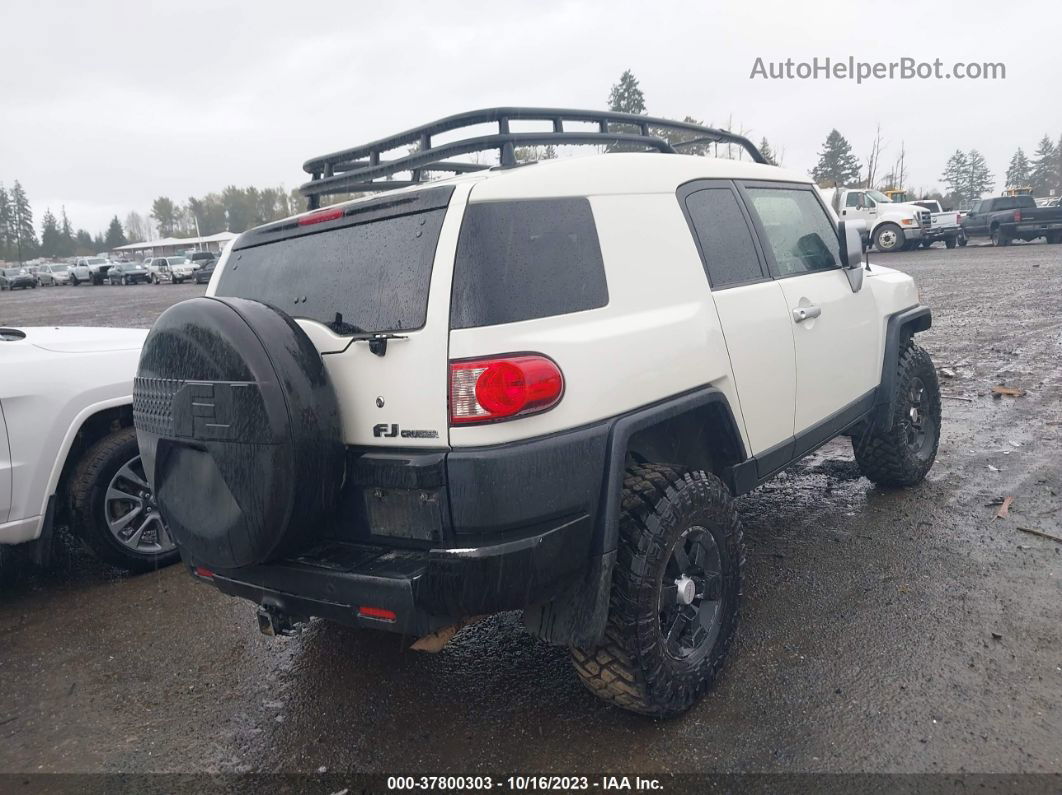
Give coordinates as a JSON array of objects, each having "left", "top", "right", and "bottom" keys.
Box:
[
  {"left": 810, "top": 129, "right": 862, "bottom": 186},
  {"left": 940, "top": 150, "right": 969, "bottom": 199},
  {"left": 607, "top": 69, "right": 646, "bottom": 114},
  {"left": 1029, "top": 135, "right": 1059, "bottom": 196},
  {"left": 759, "top": 137, "right": 778, "bottom": 166},
  {"left": 74, "top": 229, "right": 93, "bottom": 255},
  {"left": 59, "top": 207, "right": 74, "bottom": 257},
  {"left": 105, "top": 216, "right": 127, "bottom": 249},
  {"left": 40, "top": 208, "right": 62, "bottom": 257},
  {"left": 11, "top": 181, "right": 37, "bottom": 262},
  {"left": 0, "top": 186, "right": 11, "bottom": 260},
  {"left": 151, "top": 196, "right": 178, "bottom": 236},
  {"left": 1005, "top": 148, "right": 1031, "bottom": 190},
  {"left": 92, "top": 232, "right": 106, "bottom": 252},
  {"left": 966, "top": 150, "right": 994, "bottom": 200}
]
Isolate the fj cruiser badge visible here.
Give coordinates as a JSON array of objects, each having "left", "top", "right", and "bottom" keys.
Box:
[{"left": 373, "top": 423, "right": 439, "bottom": 439}]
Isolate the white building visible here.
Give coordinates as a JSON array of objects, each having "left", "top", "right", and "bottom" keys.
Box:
[{"left": 111, "top": 231, "right": 237, "bottom": 258}]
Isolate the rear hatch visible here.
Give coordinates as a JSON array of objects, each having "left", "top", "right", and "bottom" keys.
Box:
[{"left": 210, "top": 184, "right": 467, "bottom": 448}]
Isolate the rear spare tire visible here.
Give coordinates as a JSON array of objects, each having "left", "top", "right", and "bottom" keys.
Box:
[{"left": 133, "top": 296, "right": 343, "bottom": 570}]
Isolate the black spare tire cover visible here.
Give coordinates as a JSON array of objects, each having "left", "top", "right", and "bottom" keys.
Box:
[{"left": 133, "top": 296, "right": 343, "bottom": 569}]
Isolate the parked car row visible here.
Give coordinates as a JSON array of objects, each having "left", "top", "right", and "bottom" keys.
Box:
[{"left": 0, "top": 252, "right": 221, "bottom": 293}]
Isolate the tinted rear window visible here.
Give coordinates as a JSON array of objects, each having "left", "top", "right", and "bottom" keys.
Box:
[
  {"left": 216, "top": 199, "right": 448, "bottom": 334},
  {"left": 450, "top": 198, "right": 608, "bottom": 329}
]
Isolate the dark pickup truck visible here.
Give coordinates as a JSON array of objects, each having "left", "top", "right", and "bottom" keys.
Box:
[{"left": 961, "top": 195, "right": 1062, "bottom": 246}]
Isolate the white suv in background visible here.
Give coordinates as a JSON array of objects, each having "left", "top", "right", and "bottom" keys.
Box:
[
  {"left": 144, "top": 256, "right": 196, "bottom": 284},
  {"left": 0, "top": 326, "right": 176, "bottom": 583}
]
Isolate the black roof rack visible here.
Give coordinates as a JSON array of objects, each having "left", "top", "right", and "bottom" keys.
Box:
[{"left": 300, "top": 107, "right": 766, "bottom": 208}]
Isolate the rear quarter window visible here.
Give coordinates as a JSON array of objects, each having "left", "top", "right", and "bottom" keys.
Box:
[{"left": 450, "top": 198, "right": 608, "bottom": 329}]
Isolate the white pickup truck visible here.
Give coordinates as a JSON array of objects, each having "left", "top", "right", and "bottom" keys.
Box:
[
  {"left": 820, "top": 187, "right": 931, "bottom": 253},
  {"left": 913, "top": 200, "right": 964, "bottom": 248}
]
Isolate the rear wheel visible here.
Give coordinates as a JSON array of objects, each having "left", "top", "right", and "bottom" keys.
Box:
[
  {"left": 1047, "top": 232, "right": 1062, "bottom": 244},
  {"left": 991, "top": 228, "right": 1011, "bottom": 247},
  {"left": 69, "top": 426, "right": 179, "bottom": 573},
  {"left": 874, "top": 223, "right": 905, "bottom": 253},
  {"left": 571, "top": 465, "right": 743, "bottom": 717},
  {"left": 854, "top": 344, "right": 941, "bottom": 487},
  {"left": 945, "top": 237, "right": 957, "bottom": 249},
  {"left": 958, "top": 232, "right": 968, "bottom": 247}
]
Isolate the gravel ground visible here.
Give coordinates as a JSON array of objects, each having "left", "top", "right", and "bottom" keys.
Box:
[{"left": 0, "top": 244, "right": 1059, "bottom": 776}]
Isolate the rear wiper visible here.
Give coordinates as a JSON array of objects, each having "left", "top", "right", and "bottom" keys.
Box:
[{"left": 328, "top": 313, "right": 406, "bottom": 356}]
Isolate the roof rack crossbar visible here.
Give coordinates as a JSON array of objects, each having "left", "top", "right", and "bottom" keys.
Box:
[{"left": 299, "top": 107, "right": 766, "bottom": 207}]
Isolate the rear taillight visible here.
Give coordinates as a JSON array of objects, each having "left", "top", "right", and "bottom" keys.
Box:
[
  {"left": 193, "top": 565, "right": 214, "bottom": 580},
  {"left": 449, "top": 354, "right": 563, "bottom": 425},
  {"left": 297, "top": 207, "right": 344, "bottom": 226},
  {"left": 1014, "top": 210, "right": 1022, "bottom": 223}
]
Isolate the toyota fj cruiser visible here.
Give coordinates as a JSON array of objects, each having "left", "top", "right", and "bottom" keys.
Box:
[{"left": 132, "top": 108, "right": 940, "bottom": 717}]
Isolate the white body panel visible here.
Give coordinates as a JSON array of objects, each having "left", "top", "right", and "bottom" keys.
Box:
[
  {"left": 709, "top": 282, "right": 796, "bottom": 454},
  {"left": 776, "top": 269, "right": 880, "bottom": 431},
  {"left": 450, "top": 191, "right": 747, "bottom": 450},
  {"left": 0, "top": 401, "right": 11, "bottom": 524},
  {"left": 0, "top": 327, "right": 145, "bottom": 544}
]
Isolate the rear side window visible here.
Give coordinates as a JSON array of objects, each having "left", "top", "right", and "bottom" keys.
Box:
[
  {"left": 216, "top": 204, "right": 447, "bottom": 334},
  {"left": 450, "top": 198, "right": 608, "bottom": 329},
  {"left": 683, "top": 188, "right": 764, "bottom": 288}
]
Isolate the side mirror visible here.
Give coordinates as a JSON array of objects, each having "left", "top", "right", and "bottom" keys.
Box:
[{"left": 838, "top": 220, "right": 866, "bottom": 292}]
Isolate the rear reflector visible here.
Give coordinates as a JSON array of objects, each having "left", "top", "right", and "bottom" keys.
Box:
[
  {"left": 450, "top": 354, "right": 563, "bottom": 425},
  {"left": 297, "top": 207, "right": 344, "bottom": 226},
  {"left": 193, "top": 565, "right": 214, "bottom": 580},
  {"left": 358, "top": 606, "right": 397, "bottom": 622}
]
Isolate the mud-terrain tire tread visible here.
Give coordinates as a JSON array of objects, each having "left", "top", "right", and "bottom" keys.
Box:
[
  {"left": 854, "top": 344, "right": 941, "bottom": 487},
  {"left": 571, "top": 464, "right": 744, "bottom": 717},
  {"left": 68, "top": 426, "right": 178, "bottom": 573}
]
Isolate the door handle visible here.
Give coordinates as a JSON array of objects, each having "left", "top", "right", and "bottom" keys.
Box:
[{"left": 792, "top": 305, "right": 822, "bottom": 323}]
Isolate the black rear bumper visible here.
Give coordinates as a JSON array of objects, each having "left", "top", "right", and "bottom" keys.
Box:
[
  {"left": 197, "top": 422, "right": 609, "bottom": 634},
  {"left": 204, "top": 511, "right": 592, "bottom": 635}
]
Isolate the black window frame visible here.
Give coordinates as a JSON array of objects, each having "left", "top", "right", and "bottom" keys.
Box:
[
  {"left": 676, "top": 179, "right": 770, "bottom": 291},
  {"left": 735, "top": 180, "right": 843, "bottom": 281}
]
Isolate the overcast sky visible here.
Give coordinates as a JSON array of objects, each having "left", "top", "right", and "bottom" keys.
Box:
[{"left": 3, "top": 0, "right": 1060, "bottom": 235}]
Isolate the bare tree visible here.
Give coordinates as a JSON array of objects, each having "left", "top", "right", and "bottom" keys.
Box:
[{"left": 864, "top": 123, "right": 885, "bottom": 189}]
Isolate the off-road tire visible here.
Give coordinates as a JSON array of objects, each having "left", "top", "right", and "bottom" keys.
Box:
[
  {"left": 69, "top": 426, "right": 179, "bottom": 573},
  {"left": 571, "top": 464, "right": 743, "bottom": 718},
  {"left": 873, "top": 223, "right": 905, "bottom": 253},
  {"left": 854, "top": 344, "right": 941, "bottom": 487},
  {"left": 991, "top": 228, "right": 1010, "bottom": 247},
  {"left": 945, "top": 237, "right": 957, "bottom": 249}
]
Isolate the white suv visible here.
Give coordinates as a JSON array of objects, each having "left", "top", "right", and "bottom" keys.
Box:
[
  {"left": 0, "top": 326, "right": 176, "bottom": 581},
  {"left": 131, "top": 109, "right": 940, "bottom": 717}
]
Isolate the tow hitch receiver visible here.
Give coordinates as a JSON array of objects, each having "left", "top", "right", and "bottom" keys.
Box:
[{"left": 256, "top": 605, "right": 304, "bottom": 637}]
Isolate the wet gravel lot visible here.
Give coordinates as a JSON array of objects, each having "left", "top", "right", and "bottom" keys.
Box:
[{"left": 1, "top": 246, "right": 1060, "bottom": 776}]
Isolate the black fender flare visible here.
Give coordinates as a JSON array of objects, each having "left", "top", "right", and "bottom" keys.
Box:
[
  {"left": 873, "top": 305, "right": 932, "bottom": 431},
  {"left": 597, "top": 386, "right": 746, "bottom": 556},
  {"left": 526, "top": 386, "right": 746, "bottom": 647}
]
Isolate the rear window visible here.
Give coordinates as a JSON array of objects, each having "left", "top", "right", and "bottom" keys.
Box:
[
  {"left": 216, "top": 192, "right": 450, "bottom": 334},
  {"left": 450, "top": 198, "right": 608, "bottom": 329}
]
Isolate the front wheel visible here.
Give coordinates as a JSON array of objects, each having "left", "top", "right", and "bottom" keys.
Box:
[
  {"left": 874, "top": 223, "right": 905, "bottom": 253},
  {"left": 69, "top": 426, "right": 179, "bottom": 573},
  {"left": 854, "top": 344, "right": 941, "bottom": 487},
  {"left": 571, "top": 465, "right": 743, "bottom": 717}
]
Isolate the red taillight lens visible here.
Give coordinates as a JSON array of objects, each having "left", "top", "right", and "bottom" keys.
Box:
[
  {"left": 358, "top": 606, "right": 397, "bottom": 622},
  {"left": 1014, "top": 210, "right": 1022, "bottom": 223},
  {"left": 297, "top": 207, "right": 344, "bottom": 226},
  {"left": 449, "top": 354, "right": 563, "bottom": 425},
  {"left": 193, "top": 565, "right": 214, "bottom": 580}
]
